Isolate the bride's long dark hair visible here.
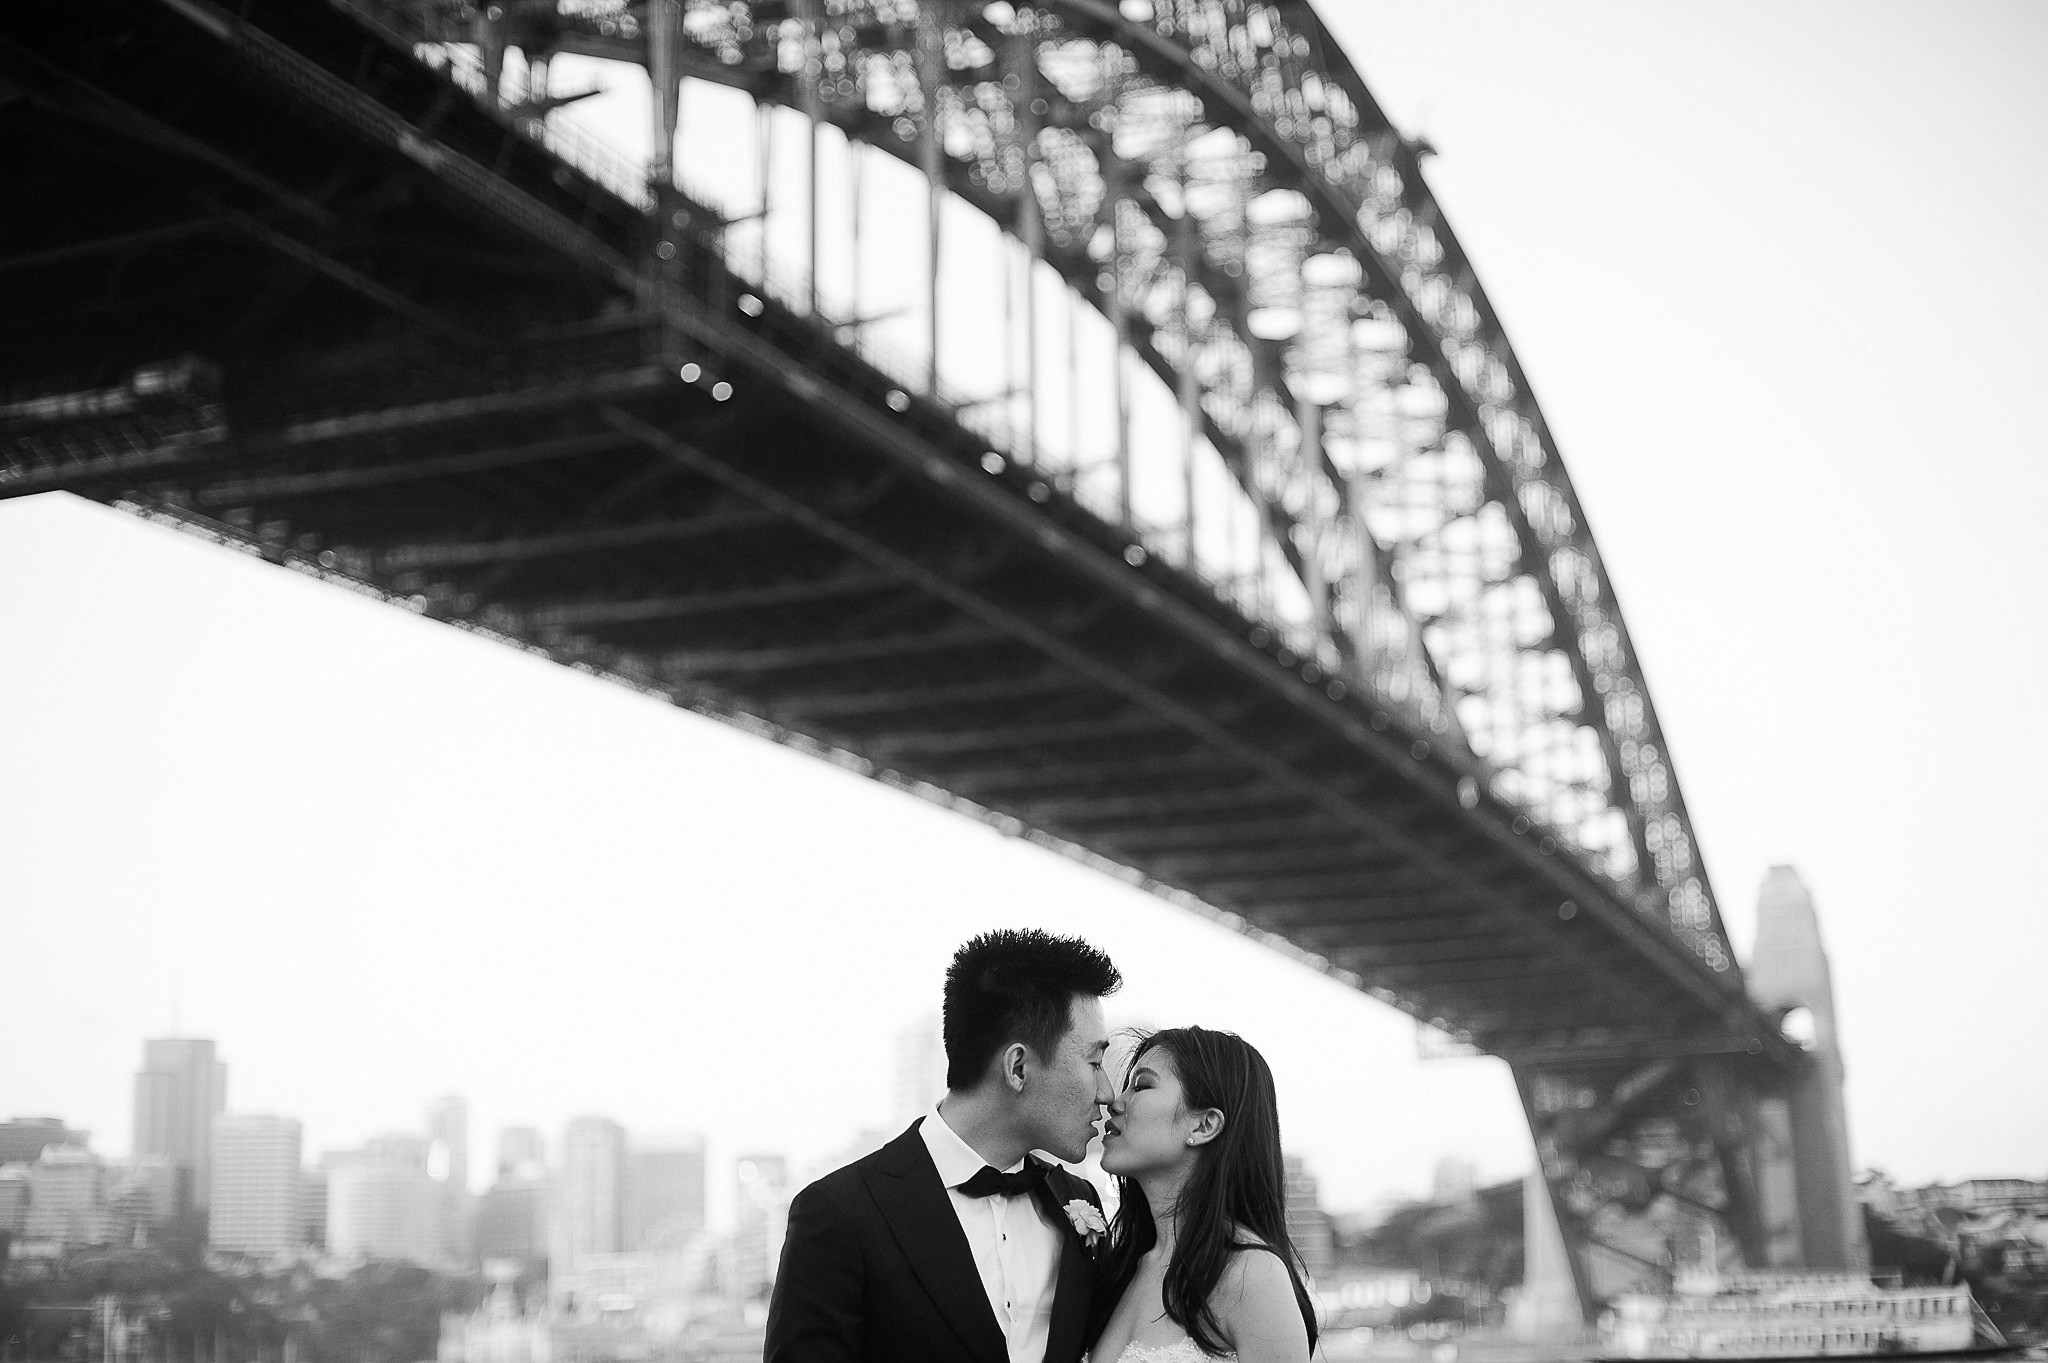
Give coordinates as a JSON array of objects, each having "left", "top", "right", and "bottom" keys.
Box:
[{"left": 1095, "top": 1027, "right": 1318, "bottom": 1356}]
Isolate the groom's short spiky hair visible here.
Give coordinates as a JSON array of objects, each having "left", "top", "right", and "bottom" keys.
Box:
[{"left": 943, "top": 928, "right": 1122, "bottom": 1089}]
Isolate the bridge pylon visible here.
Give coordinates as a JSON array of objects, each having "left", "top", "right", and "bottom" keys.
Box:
[{"left": 1512, "top": 867, "right": 1864, "bottom": 1321}]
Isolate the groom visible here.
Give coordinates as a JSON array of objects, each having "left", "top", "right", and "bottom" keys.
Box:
[{"left": 765, "top": 928, "right": 1122, "bottom": 1363}]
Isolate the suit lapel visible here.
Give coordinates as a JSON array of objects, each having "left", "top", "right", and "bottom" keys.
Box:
[
  {"left": 1036, "top": 1166, "right": 1099, "bottom": 1363},
  {"left": 861, "top": 1122, "right": 1008, "bottom": 1363}
]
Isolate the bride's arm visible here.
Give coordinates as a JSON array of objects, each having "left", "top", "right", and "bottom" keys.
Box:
[{"left": 1213, "top": 1248, "right": 1312, "bottom": 1363}]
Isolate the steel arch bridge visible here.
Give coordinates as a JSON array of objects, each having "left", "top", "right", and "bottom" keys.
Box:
[{"left": 2, "top": 0, "right": 1840, "bottom": 1305}]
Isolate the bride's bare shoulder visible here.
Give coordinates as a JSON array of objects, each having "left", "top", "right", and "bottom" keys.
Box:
[{"left": 1214, "top": 1240, "right": 1309, "bottom": 1358}]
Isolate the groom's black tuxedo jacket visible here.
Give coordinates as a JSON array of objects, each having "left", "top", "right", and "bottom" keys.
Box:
[{"left": 764, "top": 1119, "right": 1103, "bottom": 1363}]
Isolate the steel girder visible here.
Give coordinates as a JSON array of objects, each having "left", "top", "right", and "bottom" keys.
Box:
[{"left": 374, "top": 0, "right": 1738, "bottom": 989}]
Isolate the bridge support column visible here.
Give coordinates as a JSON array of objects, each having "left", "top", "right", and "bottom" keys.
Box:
[
  {"left": 1513, "top": 1050, "right": 1775, "bottom": 1314},
  {"left": 1509, "top": 1167, "right": 1584, "bottom": 1341},
  {"left": 1745, "top": 866, "right": 1868, "bottom": 1270}
]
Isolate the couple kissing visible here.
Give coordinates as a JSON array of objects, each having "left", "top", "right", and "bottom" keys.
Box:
[{"left": 765, "top": 928, "right": 1318, "bottom": 1363}]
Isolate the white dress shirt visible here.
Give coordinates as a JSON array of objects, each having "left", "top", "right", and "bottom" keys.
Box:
[{"left": 920, "top": 1105, "right": 1064, "bottom": 1363}]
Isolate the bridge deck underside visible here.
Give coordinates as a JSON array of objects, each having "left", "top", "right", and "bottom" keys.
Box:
[{"left": 2, "top": 0, "right": 1768, "bottom": 1057}]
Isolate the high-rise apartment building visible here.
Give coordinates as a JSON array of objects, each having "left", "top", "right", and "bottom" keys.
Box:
[
  {"left": 626, "top": 1137, "right": 706, "bottom": 1251},
  {"left": 209, "top": 1115, "right": 303, "bottom": 1256},
  {"left": 551, "top": 1116, "right": 627, "bottom": 1301},
  {"left": 132, "top": 1039, "right": 227, "bottom": 1212}
]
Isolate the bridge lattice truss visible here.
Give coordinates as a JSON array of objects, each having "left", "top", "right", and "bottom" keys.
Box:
[{"left": 414, "top": 0, "right": 1732, "bottom": 976}]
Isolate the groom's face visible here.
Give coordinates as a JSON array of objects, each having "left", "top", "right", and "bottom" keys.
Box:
[{"left": 1023, "top": 994, "right": 1112, "bottom": 1163}]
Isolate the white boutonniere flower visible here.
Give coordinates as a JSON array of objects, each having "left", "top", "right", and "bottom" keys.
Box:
[{"left": 1062, "top": 1198, "right": 1108, "bottom": 1250}]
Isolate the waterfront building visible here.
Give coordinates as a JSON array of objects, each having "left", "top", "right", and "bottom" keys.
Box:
[
  {"left": 210, "top": 1114, "right": 303, "bottom": 1256},
  {"left": 552, "top": 1116, "right": 627, "bottom": 1297},
  {"left": 25, "top": 1144, "right": 111, "bottom": 1247},
  {"left": 132, "top": 1038, "right": 227, "bottom": 1212},
  {"left": 626, "top": 1138, "right": 706, "bottom": 1252},
  {"left": 0, "top": 1118, "right": 90, "bottom": 1166}
]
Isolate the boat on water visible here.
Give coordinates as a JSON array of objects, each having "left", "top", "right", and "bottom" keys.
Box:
[{"left": 1597, "top": 1270, "right": 2019, "bottom": 1360}]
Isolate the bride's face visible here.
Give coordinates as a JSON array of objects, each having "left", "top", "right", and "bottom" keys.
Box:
[{"left": 1099, "top": 1048, "right": 1200, "bottom": 1178}]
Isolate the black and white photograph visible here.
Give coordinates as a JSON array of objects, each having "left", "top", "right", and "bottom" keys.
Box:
[{"left": 3, "top": 4, "right": 2044, "bottom": 1362}]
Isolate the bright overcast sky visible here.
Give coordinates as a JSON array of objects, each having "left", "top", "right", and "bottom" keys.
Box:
[{"left": 3, "top": 3, "right": 2044, "bottom": 1223}]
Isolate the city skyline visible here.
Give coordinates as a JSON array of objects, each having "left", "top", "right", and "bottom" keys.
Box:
[{"left": 4, "top": 2, "right": 2046, "bottom": 1217}]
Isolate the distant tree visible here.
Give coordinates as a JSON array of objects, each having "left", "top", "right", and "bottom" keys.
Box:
[{"left": 1863, "top": 1207, "right": 1955, "bottom": 1284}]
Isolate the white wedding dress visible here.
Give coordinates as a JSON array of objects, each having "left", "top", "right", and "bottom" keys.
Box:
[{"left": 1085, "top": 1342, "right": 1237, "bottom": 1363}]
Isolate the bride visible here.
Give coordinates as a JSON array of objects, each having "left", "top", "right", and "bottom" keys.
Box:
[{"left": 1085, "top": 1027, "right": 1318, "bottom": 1363}]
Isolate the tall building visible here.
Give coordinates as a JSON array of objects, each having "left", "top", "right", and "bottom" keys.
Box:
[
  {"left": 496, "top": 1127, "right": 545, "bottom": 1182},
  {"left": 108, "top": 1156, "right": 182, "bottom": 1235},
  {"left": 892, "top": 1015, "right": 948, "bottom": 1127},
  {"left": 427, "top": 1097, "right": 470, "bottom": 1191},
  {"left": 0, "top": 1118, "right": 90, "bottom": 1166},
  {"left": 428, "top": 1096, "right": 473, "bottom": 1264},
  {"left": 1283, "top": 1154, "right": 1333, "bottom": 1285},
  {"left": 552, "top": 1116, "right": 627, "bottom": 1298},
  {"left": 25, "top": 1145, "right": 110, "bottom": 1247},
  {"left": 300, "top": 1169, "right": 329, "bottom": 1250},
  {"left": 0, "top": 1165, "right": 28, "bottom": 1236},
  {"left": 626, "top": 1137, "right": 706, "bottom": 1251},
  {"left": 132, "top": 1039, "right": 227, "bottom": 1212},
  {"left": 476, "top": 1176, "right": 549, "bottom": 1271},
  {"left": 327, "top": 1159, "right": 442, "bottom": 1265},
  {"left": 729, "top": 1154, "right": 790, "bottom": 1301},
  {"left": 363, "top": 1132, "right": 430, "bottom": 1170},
  {"left": 210, "top": 1115, "right": 303, "bottom": 1256}
]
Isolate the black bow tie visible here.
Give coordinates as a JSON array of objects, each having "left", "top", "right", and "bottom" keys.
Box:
[{"left": 958, "top": 1159, "right": 1047, "bottom": 1199}]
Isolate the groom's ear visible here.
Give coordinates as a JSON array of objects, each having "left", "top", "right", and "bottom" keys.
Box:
[{"left": 1001, "top": 1041, "right": 1031, "bottom": 1093}]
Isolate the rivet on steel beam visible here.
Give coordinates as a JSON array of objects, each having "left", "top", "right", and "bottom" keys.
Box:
[{"left": 1558, "top": 900, "right": 1577, "bottom": 920}]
